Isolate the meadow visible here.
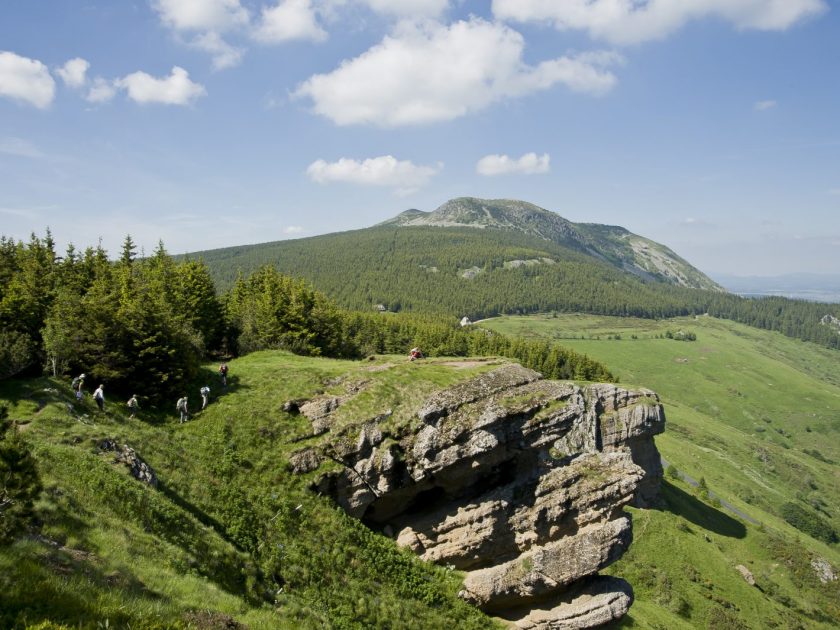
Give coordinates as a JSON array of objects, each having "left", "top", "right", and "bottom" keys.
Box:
[
  {"left": 0, "top": 354, "right": 502, "bottom": 629},
  {"left": 482, "top": 313, "right": 840, "bottom": 628},
  {"left": 3, "top": 317, "right": 840, "bottom": 628}
]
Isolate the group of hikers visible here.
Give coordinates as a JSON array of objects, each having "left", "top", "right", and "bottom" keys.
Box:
[
  {"left": 70, "top": 363, "right": 230, "bottom": 423},
  {"left": 70, "top": 348, "right": 420, "bottom": 421}
]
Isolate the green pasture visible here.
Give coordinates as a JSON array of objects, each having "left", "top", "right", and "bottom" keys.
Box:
[
  {"left": 3, "top": 329, "right": 839, "bottom": 629},
  {"left": 482, "top": 313, "right": 840, "bottom": 629},
  {"left": 0, "top": 353, "right": 499, "bottom": 629}
]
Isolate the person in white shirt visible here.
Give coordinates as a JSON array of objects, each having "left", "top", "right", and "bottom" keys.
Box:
[{"left": 93, "top": 384, "right": 105, "bottom": 412}]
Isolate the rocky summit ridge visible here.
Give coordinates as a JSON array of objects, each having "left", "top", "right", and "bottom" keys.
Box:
[
  {"left": 382, "top": 197, "right": 722, "bottom": 291},
  {"left": 289, "top": 363, "right": 665, "bottom": 628}
]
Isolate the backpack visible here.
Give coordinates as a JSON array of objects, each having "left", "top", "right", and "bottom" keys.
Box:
[
  {"left": 71, "top": 377, "right": 80, "bottom": 388},
  {"left": 176, "top": 398, "right": 186, "bottom": 411},
  {"left": 200, "top": 387, "right": 210, "bottom": 396}
]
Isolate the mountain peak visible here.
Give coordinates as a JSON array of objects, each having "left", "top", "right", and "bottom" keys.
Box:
[
  {"left": 381, "top": 197, "right": 722, "bottom": 291},
  {"left": 383, "top": 197, "right": 567, "bottom": 231}
]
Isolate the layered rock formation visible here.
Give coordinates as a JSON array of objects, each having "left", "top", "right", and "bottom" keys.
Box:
[{"left": 290, "top": 364, "right": 665, "bottom": 628}]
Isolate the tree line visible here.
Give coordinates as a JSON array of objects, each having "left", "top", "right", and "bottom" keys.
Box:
[
  {"left": 188, "top": 226, "right": 840, "bottom": 351},
  {"left": 0, "top": 232, "right": 613, "bottom": 404}
]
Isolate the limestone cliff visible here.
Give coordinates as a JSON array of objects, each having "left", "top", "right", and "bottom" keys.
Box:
[{"left": 290, "top": 364, "right": 665, "bottom": 628}]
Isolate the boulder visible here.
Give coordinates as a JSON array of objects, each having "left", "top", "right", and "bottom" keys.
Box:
[
  {"left": 736, "top": 564, "right": 755, "bottom": 586},
  {"left": 501, "top": 576, "right": 634, "bottom": 629}
]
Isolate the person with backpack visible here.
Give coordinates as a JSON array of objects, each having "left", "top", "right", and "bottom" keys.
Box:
[
  {"left": 176, "top": 396, "right": 189, "bottom": 423},
  {"left": 72, "top": 373, "right": 85, "bottom": 401},
  {"left": 127, "top": 394, "right": 139, "bottom": 419},
  {"left": 93, "top": 384, "right": 105, "bottom": 412},
  {"left": 219, "top": 363, "right": 228, "bottom": 388},
  {"left": 200, "top": 386, "right": 210, "bottom": 410}
]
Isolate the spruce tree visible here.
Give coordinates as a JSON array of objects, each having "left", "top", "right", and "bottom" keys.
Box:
[{"left": 0, "top": 409, "right": 42, "bottom": 544}]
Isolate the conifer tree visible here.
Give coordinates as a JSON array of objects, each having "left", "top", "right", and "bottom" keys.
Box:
[{"left": 0, "top": 408, "right": 42, "bottom": 545}]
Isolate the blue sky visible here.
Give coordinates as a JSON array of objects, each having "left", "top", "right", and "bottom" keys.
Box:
[{"left": 0, "top": 0, "right": 837, "bottom": 276}]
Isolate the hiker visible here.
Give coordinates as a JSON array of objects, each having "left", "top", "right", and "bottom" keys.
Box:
[
  {"left": 219, "top": 363, "right": 228, "bottom": 387},
  {"left": 200, "top": 385, "right": 210, "bottom": 410},
  {"left": 72, "top": 373, "right": 85, "bottom": 401},
  {"left": 176, "top": 396, "right": 189, "bottom": 423},
  {"left": 71, "top": 373, "right": 83, "bottom": 390},
  {"left": 127, "top": 394, "right": 139, "bottom": 419},
  {"left": 409, "top": 347, "right": 424, "bottom": 361},
  {"left": 93, "top": 384, "right": 105, "bottom": 412}
]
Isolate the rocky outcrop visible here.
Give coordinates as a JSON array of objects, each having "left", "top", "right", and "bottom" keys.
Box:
[
  {"left": 291, "top": 364, "right": 665, "bottom": 628},
  {"left": 98, "top": 439, "right": 158, "bottom": 487},
  {"left": 811, "top": 556, "right": 837, "bottom": 584}
]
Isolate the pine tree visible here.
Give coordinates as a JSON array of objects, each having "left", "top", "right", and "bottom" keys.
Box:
[{"left": 0, "top": 409, "right": 42, "bottom": 544}]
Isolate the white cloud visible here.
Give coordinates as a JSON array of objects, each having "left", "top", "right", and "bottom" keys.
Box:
[
  {"left": 252, "top": 0, "right": 327, "bottom": 43},
  {"left": 307, "top": 155, "right": 442, "bottom": 194},
  {"left": 116, "top": 66, "right": 206, "bottom": 105},
  {"left": 754, "top": 99, "right": 777, "bottom": 111},
  {"left": 56, "top": 57, "right": 89, "bottom": 89},
  {"left": 359, "top": 0, "right": 449, "bottom": 18},
  {"left": 86, "top": 77, "right": 117, "bottom": 103},
  {"left": 283, "top": 225, "right": 304, "bottom": 234},
  {"left": 476, "top": 152, "right": 550, "bottom": 176},
  {"left": 0, "top": 51, "right": 56, "bottom": 109},
  {"left": 294, "top": 18, "right": 622, "bottom": 127},
  {"left": 152, "top": 0, "right": 249, "bottom": 32},
  {"left": 0, "top": 137, "right": 44, "bottom": 159},
  {"left": 492, "top": 0, "right": 828, "bottom": 45},
  {"left": 191, "top": 32, "right": 245, "bottom": 69}
]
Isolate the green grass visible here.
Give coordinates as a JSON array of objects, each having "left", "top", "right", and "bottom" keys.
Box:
[
  {"left": 1, "top": 352, "right": 503, "bottom": 629},
  {"left": 482, "top": 313, "right": 840, "bottom": 629},
  {"left": 4, "top": 322, "right": 840, "bottom": 629}
]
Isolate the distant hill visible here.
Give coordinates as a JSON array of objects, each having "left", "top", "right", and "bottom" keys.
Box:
[
  {"left": 382, "top": 198, "right": 722, "bottom": 291},
  {"left": 188, "top": 197, "right": 722, "bottom": 319},
  {"left": 184, "top": 197, "right": 840, "bottom": 351}
]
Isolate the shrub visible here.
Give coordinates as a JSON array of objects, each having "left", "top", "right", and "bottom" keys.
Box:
[{"left": 780, "top": 502, "right": 839, "bottom": 544}]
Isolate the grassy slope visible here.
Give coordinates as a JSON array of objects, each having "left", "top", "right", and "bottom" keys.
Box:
[
  {"left": 481, "top": 314, "right": 840, "bottom": 629},
  {"left": 1, "top": 353, "right": 505, "bottom": 630},
  {"left": 4, "top": 320, "right": 840, "bottom": 629}
]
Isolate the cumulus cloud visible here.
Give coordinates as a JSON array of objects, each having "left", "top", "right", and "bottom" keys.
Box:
[
  {"left": 283, "top": 225, "right": 304, "bottom": 234},
  {"left": 294, "top": 18, "right": 622, "bottom": 127},
  {"left": 252, "top": 0, "right": 327, "bottom": 43},
  {"left": 754, "top": 99, "right": 777, "bottom": 111},
  {"left": 476, "top": 152, "right": 550, "bottom": 176},
  {"left": 153, "top": 0, "right": 249, "bottom": 69},
  {"left": 307, "top": 155, "right": 442, "bottom": 195},
  {"left": 153, "top": 0, "right": 249, "bottom": 32},
  {"left": 0, "top": 51, "right": 56, "bottom": 109},
  {"left": 86, "top": 77, "right": 117, "bottom": 103},
  {"left": 359, "top": 0, "right": 449, "bottom": 18},
  {"left": 115, "top": 66, "right": 206, "bottom": 105},
  {"left": 56, "top": 57, "right": 89, "bottom": 89},
  {"left": 492, "top": 0, "right": 828, "bottom": 45},
  {"left": 191, "top": 31, "right": 245, "bottom": 69}
]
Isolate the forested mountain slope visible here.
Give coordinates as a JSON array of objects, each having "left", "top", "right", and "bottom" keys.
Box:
[{"left": 190, "top": 222, "right": 840, "bottom": 351}]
